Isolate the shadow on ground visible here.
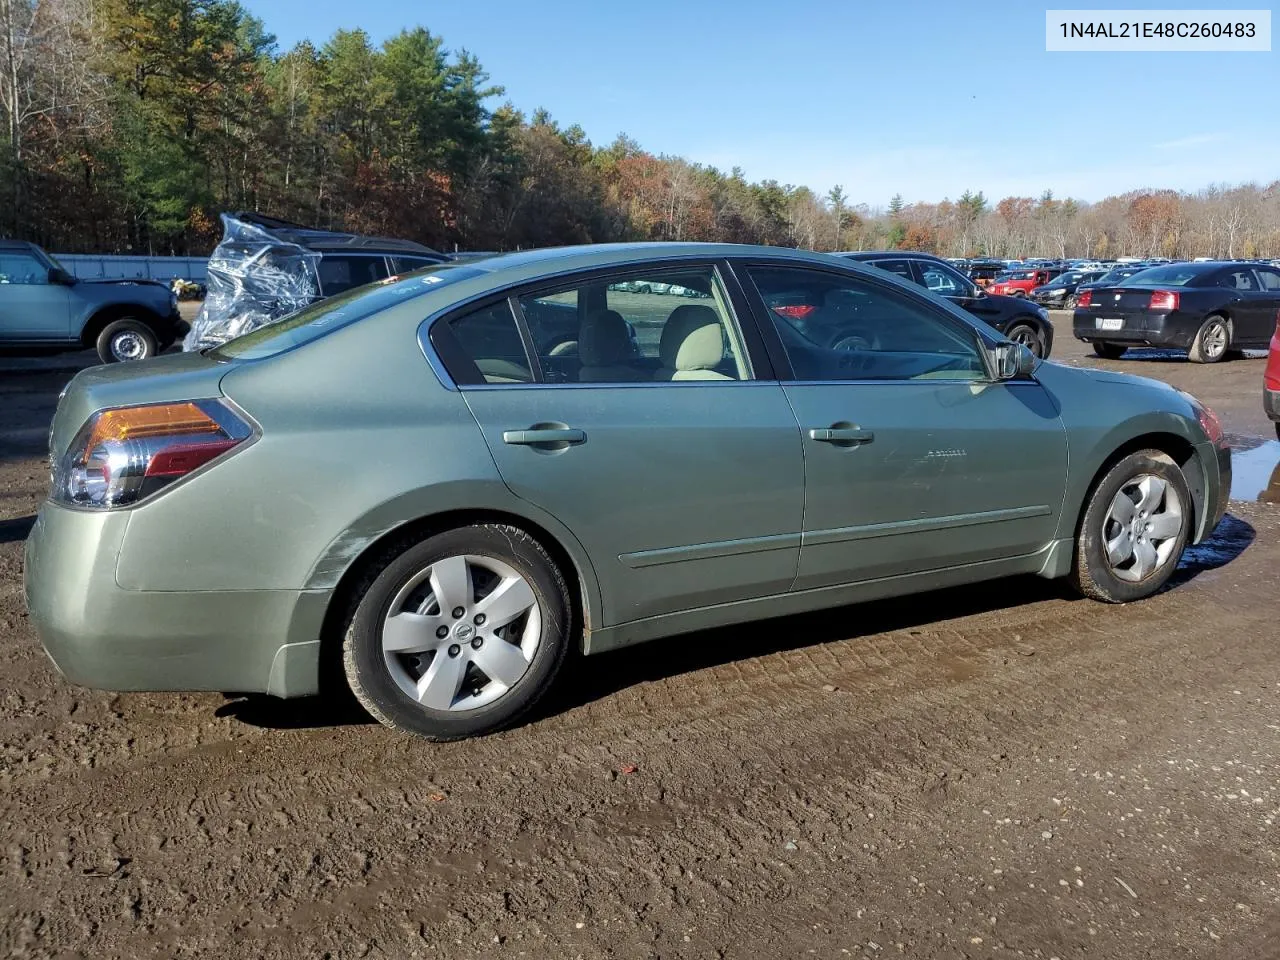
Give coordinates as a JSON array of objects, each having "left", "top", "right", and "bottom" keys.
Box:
[
  {"left": 0, "top": 516, "right": 36, "bottom": 544},
  {"left": 85, "top": 513, "right": 1275, "bottom": 736}
]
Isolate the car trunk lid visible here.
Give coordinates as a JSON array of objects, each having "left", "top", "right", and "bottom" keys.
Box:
[
  {"left": 48, "top": 352, "right": 230, "bottom": 460},
  {"left": 1088, "top": 286, "right": 1154, "bottom": 311}
]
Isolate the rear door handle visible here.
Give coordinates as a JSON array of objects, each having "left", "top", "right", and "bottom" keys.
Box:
[
  {"left": 808, "top": 425, "right": 874, "bottom": 445},
  {"left": 502, "top": 427, "right": 586, "bottom": 447}
]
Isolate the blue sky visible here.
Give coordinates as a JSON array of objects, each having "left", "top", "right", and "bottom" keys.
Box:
[{"left": 247, "top": 0, "right": 1277, "bottom": 208}]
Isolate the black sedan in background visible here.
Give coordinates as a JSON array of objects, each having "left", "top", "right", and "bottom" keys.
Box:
[
  {"left": 838, "top": 251, "right": 1055, "bottom": 357},
  {"left": 1074, "top": 261, "right": 1280, "bottom": 362},
  {"left": 1029, "top": 269, "right": 1109, "bottom": 310},
  {"left": 1078, "top": 264, "right": 1151, "bottom": 293}
]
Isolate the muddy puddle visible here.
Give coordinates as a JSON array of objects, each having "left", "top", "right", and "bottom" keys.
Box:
[{"left": 1228, "top": 435, "right": 1280, "bottom": 503}]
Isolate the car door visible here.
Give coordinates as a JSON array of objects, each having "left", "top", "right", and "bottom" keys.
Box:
[
  {"left": 739, "top": 261, "right": 1069, "bottom": 590},
  {"left": 0, "top": 248, "right": 72, "bottom": 342},
  {"left": 431, "top": 262, "right": 804, "bottom": 628},
  {"left": 1239, "top": 267, "right": 1280, "bottom": 345}
]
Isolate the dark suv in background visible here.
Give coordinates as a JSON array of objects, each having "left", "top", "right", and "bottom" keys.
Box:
[{"left": 836, "top": 251, "right": 1055, "bottom": 357}]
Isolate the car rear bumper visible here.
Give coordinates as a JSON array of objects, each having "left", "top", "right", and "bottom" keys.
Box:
[
  {"left": 23, "top": 503, "right": 327, "bottom": 697},
  {"left": 1071, "top": 308, "right": 1200, "bottom": 347}
]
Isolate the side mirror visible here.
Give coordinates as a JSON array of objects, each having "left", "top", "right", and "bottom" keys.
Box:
[
  {"left": 993, "top": 341, "right": 1036, "bottom": 380},
  {"left": 48, "top": 267, "right": 74, "bottom": 285}
]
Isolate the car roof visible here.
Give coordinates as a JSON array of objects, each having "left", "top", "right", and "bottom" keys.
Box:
[
  {"left": 836, "top": 250, "right": 948, "bottom": 263},
  {"left": 452, "top": 242, "right": 868, "bottom": 275},
  {"left": 0, "top": 239, "right": 35, "bottom": 252},
  {"left": 233, "top": 211, "right": 444, "bottom": 257}
]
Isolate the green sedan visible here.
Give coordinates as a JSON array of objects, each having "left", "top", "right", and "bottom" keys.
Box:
[{"left": 24, "top": 244, "right": 1232, "bottom": 740}]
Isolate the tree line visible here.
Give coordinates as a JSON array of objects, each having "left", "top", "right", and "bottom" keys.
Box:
[{"left": 2, "top": 0, "right": 1278, "bottom": 259}]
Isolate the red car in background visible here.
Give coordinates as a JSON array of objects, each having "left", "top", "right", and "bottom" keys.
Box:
[
  {"left": 989, "top": 267, "right": 1065, "bottom": 298},
  {"left": 1265, "top": 315, "right": 1280, "bottom": 438}
]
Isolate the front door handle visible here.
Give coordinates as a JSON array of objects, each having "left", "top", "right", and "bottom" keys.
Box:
[
  {"left": 502, "top": 426, "right": 586, "bottom": 447},
  {"left": 808, "top": 425, "right": 874, "bottom": 445}
]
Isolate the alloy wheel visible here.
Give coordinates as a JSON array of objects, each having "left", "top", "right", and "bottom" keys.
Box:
[
  {"left": 1102, "top": 474, "right": 1184, "bottom": 582},
  {"left": 1202, "top": 320, "right": 1228, "bottom": 360},
  {"left": 381, "top": 554, "right": 541, "bottom": 711}
]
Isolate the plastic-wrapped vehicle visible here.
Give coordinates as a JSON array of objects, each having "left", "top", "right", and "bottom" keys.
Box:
[{"left": 184, "top": 213, "right": 447, "bottom": 350}]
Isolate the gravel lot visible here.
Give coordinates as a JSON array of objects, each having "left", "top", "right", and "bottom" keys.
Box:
[{"left": 2, "top": 318, "right": 1279, "bottom": 959}]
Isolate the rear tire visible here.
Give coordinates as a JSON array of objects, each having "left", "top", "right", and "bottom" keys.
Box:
[
  {"left": 96, "top": 318, "right": 157, "bottom": 363},
  {"left": 1092, "top": 342, "right": 1127, "bottom": 360},
  {"left": 342, "top": 524, "right": 572, "bottom": 741},
  {"left": 1187, "top": 315, "right": 1230, "bottom": 364},
  {"left": 1005, "top": 322, "right": 1046, "bottom": 358},
  {"left": 1071, "top": 450, "right": 1191, "bottom": 603}
]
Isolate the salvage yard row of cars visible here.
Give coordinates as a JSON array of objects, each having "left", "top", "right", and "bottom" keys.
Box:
[{"left": 23, "top": 243, "right": 1234, "bottom": 741}]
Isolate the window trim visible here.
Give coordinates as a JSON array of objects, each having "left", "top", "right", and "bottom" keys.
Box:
[
  {"left": 423, "top": 258, "right": 774, "bottom": 389},
  {"left": 728, "top": 257, "right": 1000, "bottom": 385}
]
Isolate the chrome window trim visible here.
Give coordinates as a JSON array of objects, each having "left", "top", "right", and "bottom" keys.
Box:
[{"left": 459, "top": 379, "right": 778, "bottom": 392}]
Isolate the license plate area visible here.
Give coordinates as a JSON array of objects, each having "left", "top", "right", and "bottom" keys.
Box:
[{"left": 1096, "top": 318, "right": 1124, "bottom": 331}]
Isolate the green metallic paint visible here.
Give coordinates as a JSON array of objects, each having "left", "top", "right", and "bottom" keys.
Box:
[
  {"left": 460, "top": 380, "right": 805, "bottom": 625},
  {"left": 24, "top": 243, "right": 1229, "bottom": 698}
]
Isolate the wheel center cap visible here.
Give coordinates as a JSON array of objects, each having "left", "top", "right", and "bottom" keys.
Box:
[{"left": 452, "top": 622, "right": 476, "bottom": 642}]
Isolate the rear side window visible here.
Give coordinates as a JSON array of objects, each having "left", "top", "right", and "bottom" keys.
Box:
[
  {"left": 390, "top": 255, "right": 442, "bottom": 274},
  {"left": 869, "top": 259, "right": 915, "bottom": 283},
  {"left": 443, "top": 301, "right": 533, "bottom": 384},
  {"left": 1257, "top": 268, "right": 1280, "bottom": 291},
  {"left": 316, "top": 255, "right": 390, "bottom": 295},
  {"left": 1215, "top": 269, "right": 1258, "bottom": 291}
]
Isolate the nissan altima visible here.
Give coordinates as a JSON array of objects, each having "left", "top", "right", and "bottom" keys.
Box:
[{"left": 25, "top": 244, "right": 1231, "bottom": 740}]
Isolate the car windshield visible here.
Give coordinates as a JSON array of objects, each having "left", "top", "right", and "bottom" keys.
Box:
[
  {"left": 1007, "top": 271, "right": 1035, "bottom": 280},
  {"left": 209, "top": 263, "right": 487, "bottom": 361},
  {"left": 1125, "top": 264, "right": 1206, "bottom": 287}
]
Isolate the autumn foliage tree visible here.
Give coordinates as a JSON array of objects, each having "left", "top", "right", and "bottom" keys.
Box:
[{"left": 1, "top": 0, "right": 1278, "bottom": 258}]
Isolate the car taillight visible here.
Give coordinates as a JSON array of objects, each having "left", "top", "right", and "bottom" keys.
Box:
[
  {"left": 53, "top": 400, "right": 253, "bottom": 509},
  {"left": 1149, "top": 290, "right": 1179, "bottom": 311},
  {"left": 1077, "top": 290, "right": 1092, "bottom": 307},
  {"left": 772, "top": 304, "right": 816, "bottom": 320}
]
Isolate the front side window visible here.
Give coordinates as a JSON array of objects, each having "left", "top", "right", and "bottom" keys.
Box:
[
  {"left": 749, "top": 266, "right": 987, "bottom": 382},
  {"left": 316, "top": 255, "right": 390, "bottom": 296},
  {"left": 0, "top": 252, "right": 49, "bottom": 285},
  {"left": 1256, "top": 267, "right": 1280, "bottom": 292},
  {"left": 517, "top": 266, "right": 750, "bottom": 383}
]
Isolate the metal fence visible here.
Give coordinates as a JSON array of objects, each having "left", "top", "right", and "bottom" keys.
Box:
[{"left": 52, "top": 254, "right": 209, "bottom": 283}]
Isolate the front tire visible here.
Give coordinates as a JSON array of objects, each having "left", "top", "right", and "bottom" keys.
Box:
[
  {"left": 1093, "top": 342, "right": 1127, "bottom": 360},
  {"left": 1071, "top": 450, "right": 1191, "bottom": 603},
  {"left": 343, "top": 524, "right": 572, "bottom": 740},
  {"left": 96, "top": 318, "right": 157, "bottom": 363},
  {"left": 1187, "top": 315, "right": 1230, "bottom": 364},
  {"left": 1005, "top": 322, "right": 1046, "bottom": 358}
]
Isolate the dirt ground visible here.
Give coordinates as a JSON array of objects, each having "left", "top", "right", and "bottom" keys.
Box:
[{"left": 3, "top": 319, "right": 1280, "bottom": 959}]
